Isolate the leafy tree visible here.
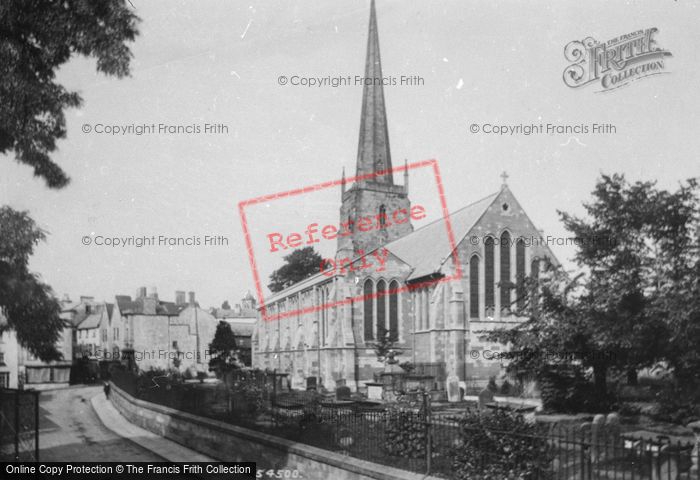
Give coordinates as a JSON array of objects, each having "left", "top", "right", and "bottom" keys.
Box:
[
  {"left": 0, "top": 1, "right": 139, "bottom": 360},
  {"left": 268, "top": 246, "right": 323, "bottom": 293},
  {"left": 0, "top": 207, "right": 65, "bottom": 360},
  {"left": 221, "top": 300, "right": 231, "bottom": 310},
  {"left": 490, "top": 174, "right": 699, "bottom": 404},
  {"left": 0, "top": 0, "right": 139, "bottom": 187},
  {"left": 208, "top": 321, "right": 240, "bottom": 373}
]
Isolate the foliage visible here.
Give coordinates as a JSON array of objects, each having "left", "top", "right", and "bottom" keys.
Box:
[
  {"left": 651, "top": 383, "right": 700, "bottom": 425},
  {"left": 451, "top": 409, "right": 554, "bottom": 480},
  {"left": 487, "top": 376, "right": 498, "bottom": 393},
  {"left": 538, "top": 365, "right": 613, "bottom": 413},
  {"left": 208, "top": 321, "right": 240, "bottom": 373},
  {"left": 373, "top": 325, "right": 400, "bottom": 363},
  {"left": 489, "top": 174, "right": 700, "bottom": 411},
  {"left": 268, "top": 247, "right": 323, "bottom": 293},
  {"left": 221, "top": 300, "right": 231, "bottom": 310},
  {"left": 0, "top": 0, "right": 139, "bottom": 188},
  {"left": 384, "top": 407, "right": 426, "bottom": 459},
  {"left": 0, "top": 207, "right": 65, "bottom": 360},
  {"left": 399, "top": 361, "right": 415, "bottom": 374}
]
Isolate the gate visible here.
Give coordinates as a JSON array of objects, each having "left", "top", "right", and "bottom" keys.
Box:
[{"left": 0, "top": 388, "right": 40, "bottom": 461}]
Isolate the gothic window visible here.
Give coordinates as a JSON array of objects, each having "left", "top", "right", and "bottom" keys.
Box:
[
  {"left": 516, "top": 239, "right": 526, "bottom": 310},
  {"left": 484, "top": 237, "right": 495, "bottom": 309},
  {"left": 363, "top": 280, "right": 374, "bottom": 341},
  {"left": 500, "top": 231, "right": 511, "bottom": 311},
  {"left": 469, "top": 255, "right": 480, "bottom": 318},
  {"left": 376, "top": 280, "right": 387, "bottom": 337},
  {"left": 378, "top": 205, "right": 387, "bottom": 228},
  {"left": 320, "top": 287, "right": 327, "bottom": 346},
  {"left": 388, "top": 280, "right": 399, "bottom": 341}
]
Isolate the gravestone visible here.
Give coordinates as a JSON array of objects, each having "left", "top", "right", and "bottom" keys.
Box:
[
  {"left": 591, "top": 414, "right": 606, "bottom": 463},
  {"left": 336, "top": 386, "right": 351, "bottom": 401},
  {"left": 605, "top": 412, "right": 621, "bottom": 443},
  {"left": 478, "top": 388, "right": 495, "bottom": 410}
]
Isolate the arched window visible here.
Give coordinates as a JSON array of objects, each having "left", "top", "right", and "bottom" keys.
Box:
[
  {"left": 500, "top": 231, "right": 511, "bottom": 311},
  {"left": 376, "top": 280, "right": 387, "bottom": 337},
  {"left": 531, "top": 258, "right": 539, "bottom": 280},
  {"left": 484, "top": 237, "right": 495, "bottom": 309},
  {"left": 516, "top": 239, "right": 526, "bottom": 310},
  {"left": 469, "top": 255, "right": 480, "bottom": 318},
  {"left": 378, "top": 205, "right": 387, "bottom": 228},
  {"left": 363, "top": 280, "right": 374, "bottom": 341},
  {"left": 388, "top": 280, "right": 399, "bottom": 341}
]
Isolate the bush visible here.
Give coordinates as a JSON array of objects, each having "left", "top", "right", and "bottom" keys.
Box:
[
  {"left": 500, "top": 380, "right": 512, "bottom": 396},
  {"left": 651, "top": 383, "right": 700, "bottom": 425},
  {"left": 538, "top": 365, "right": 614, "bottom": 413},
  {"left": 451, "top": 408, "right": 554, "bottom": 480},
  {"left": 384, "top": 407, "right": 426, "bottom": 459},
  {"left": 487, "top": 376, "right": 498, "bottom": 393}
]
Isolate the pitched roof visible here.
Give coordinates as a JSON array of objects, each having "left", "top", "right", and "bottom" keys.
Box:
[
  {"left": 78, "top": 313, "right": 102, "bottom": 330},
  {"left": 384, "top": 191, "right": 499, "bottom": 280},
  {"left": 115, "top": 295, "right": 185, "bottom": 316},
  {"left": 213, "top": 307, "right": 257, "bottom": 319}
]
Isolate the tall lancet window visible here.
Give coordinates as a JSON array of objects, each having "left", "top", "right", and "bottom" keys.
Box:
[
  {"left": 388, "top": 280, "right": 399, "bottom": 341},
  {"left": 484, "top": 237, "right": 495, "bottom": 309},
  {"left": 516, "top": 239, "right": 526, "bottom": 310},
  {"left": 376, "top": 280, "right": 387, "bottom": 336},
  {"left": 500, "top": 231, "right": 511, "bottom": 311},
  {"left": 469, "top": 255, "right": 480, "bottom": 318},
  {"left": 363, "top": 280, "right": 374, "bottom": 341},
  {"left": 378, "top": 205, "right": 387, "bottom": 228}
]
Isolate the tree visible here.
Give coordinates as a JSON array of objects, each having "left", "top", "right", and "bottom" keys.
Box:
[
  {"left": 221, "top": 300, "right": 231, "bottom": 310},
  {"left": 208, "top": 321, "right": 240, "bottom": 374},
  {"left": 0, "top": 1, "right": 139, "bottom": 360},
  {"left": 0, "top": 207, "right": 65, "bottom": 360},
  {"left": 268, "top": 246, "right": 323, "bottom": 293},
  {"left": 373, "top": 324, "right": 400, "bottom": 364},
  {"left": 489, "top": 174, "right": 699, "bottom": 405},
  {"left": 0, "top": 0, "right": 139, "bottom": 187}
]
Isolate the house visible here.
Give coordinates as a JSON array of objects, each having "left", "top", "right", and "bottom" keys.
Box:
[
  {"left": 75, "top": 302, "right": 113, "bottom": 359},
  {"left": 210, "top": 291, "right": 257, "bottom": 366},
  {"left": 114, "top": 287, "right": 218, "bottom": 374}
]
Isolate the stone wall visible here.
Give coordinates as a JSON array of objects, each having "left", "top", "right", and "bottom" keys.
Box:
[{"left": 108, "top": 382, "right": 440, "bottom": 480}]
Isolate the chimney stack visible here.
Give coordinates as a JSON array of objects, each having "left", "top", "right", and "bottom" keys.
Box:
[
  {"left": 147, "top": 286, "right": 158, "bottom": 301},
  {"left": 136, "top": 286, "right": 147, "bottom": 299},
  {"left": 188, "top": 291, "right": 195, "bottom": 307},
  {"left": 175, "top": 291, "right": 186, "bottom": 305}
]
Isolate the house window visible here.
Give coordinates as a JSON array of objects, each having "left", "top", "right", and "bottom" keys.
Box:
[
  {"left": 363, "top": 280, "right": 374, "bottom": 342},
  {"left": 0, "top": 352, "right": 5, "bottom": 365},
  {"left": 92, "top": 330, "right": 96, "bottom": 338},
  {"left": 469, "top": 255, "right": 480, "bottom": 318},
  {"left": 500, "top": 231, "right": 511, "bottom": 311},
  {"left": 516, "top": 239, "right": 526, "bottom": 310},
  {"left": 376, "top": 280, "right": 386, "bottom": 337},
  {"left": 172, "top": 341, "right": 178, "bottom": 349},
  {"left": 484, "top": 237, "right": 495, "bottom": 309},
  {"left": 0, "top": 372, "right": 9, "bottom": 388},
  {"left": 388, "top": 280, "right": 399, "bottom": 341}
]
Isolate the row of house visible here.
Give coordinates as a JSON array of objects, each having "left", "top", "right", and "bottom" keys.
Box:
[{"left": 0, "top": 289, "right": 256, "bottom": 389}]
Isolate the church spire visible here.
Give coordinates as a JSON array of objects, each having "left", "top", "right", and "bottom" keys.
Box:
[{"left": 356, "top": 0, "right": 393, "bottom": 184}]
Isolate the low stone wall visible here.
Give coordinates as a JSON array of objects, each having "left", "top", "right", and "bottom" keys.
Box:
[{"left": 108, "top": 382, "right": 439, "bottom": 480}]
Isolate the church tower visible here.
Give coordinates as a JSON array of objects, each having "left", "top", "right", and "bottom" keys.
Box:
[{"left": 337, "top": 0, "right": 412, "bottom": 259}]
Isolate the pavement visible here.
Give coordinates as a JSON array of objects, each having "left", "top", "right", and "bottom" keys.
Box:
[
  {"left": 37, "top": 386, "right": 167, "bottom": 462},
  {"left": 90, "top": 390, "right": 215, "bottom": 462}
]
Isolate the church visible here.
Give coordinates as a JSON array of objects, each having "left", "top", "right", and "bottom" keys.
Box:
[{"left": 252, "top": 0, "right": 558, "bottom": 401}]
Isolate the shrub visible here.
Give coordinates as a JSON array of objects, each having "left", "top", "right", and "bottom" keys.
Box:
[
  {"left": 451, "top": 408, "right": 554, "bottom": 480},
  {"left": 538, "top": 365, "right": 614, "bottom": 413},
  {"left": 384, "top": 407, "right": 426, "bottom": 459},
  {"left": 500, "top": 379, "right": 512, "bottom": 396},
  {"left": 487, "top": 376, "right": 498, "bottom": 393}
]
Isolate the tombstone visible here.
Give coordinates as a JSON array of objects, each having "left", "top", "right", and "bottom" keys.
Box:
[
  {"left": 688, "top": 420, "right": 700, "bottom": 477},
  {"left": 478, "top": 388, "right": 495, "bottom": 411},
  {"left": 336, "top": 386, "right": 351, "bottom": 401},
  {"left": 605, "top": 413, "right": 621, "bottom": 443},
  {"left": 591, "top": 414, "right": 606, "bottom": 463},
  {"left": 446, "top": 374, "right": 460, "bottom": 403},
  {"left": 306, "top": 377, "right": 317, "bottom": 391}
]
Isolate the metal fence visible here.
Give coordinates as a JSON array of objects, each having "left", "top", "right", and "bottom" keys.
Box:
[
  {"left": 110, "top": 370, "right": 699, "bottom": 480},
  {"left": 0, "top": 388, "right": 40, "bottom": 462}
]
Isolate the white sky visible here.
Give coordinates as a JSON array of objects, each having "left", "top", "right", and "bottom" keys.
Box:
[{"left": 1, "top": 0, "right": 699, "bottom": 309}]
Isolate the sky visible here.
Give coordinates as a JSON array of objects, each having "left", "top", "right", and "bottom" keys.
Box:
[{"left": 1, "top": 0, "right": 699, "bottom": 309}]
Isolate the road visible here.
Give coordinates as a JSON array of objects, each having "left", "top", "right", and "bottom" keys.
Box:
[{"left": 38, "top": 385, "right": 166, "bottom": 462}]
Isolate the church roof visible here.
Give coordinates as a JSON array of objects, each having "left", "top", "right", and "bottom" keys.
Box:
[{"left": 385, "top": 191, "right": 500, "bottom": 281}]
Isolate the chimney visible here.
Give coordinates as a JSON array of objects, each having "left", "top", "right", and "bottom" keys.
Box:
[
  {"left": 136, "top": 286, "right": 147, "bottom": 299},
  {"left": 147, "top": 286, "right": 158, "bottom": 301},
  {"left": 175, "top": 291, "right": 186, "bottom": 305},
  {"left": 142, "top": 296, "right": 157, "bottom": 315},
  {"left": 188, "top": 291, "right": 195, "bottom": 307}
]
